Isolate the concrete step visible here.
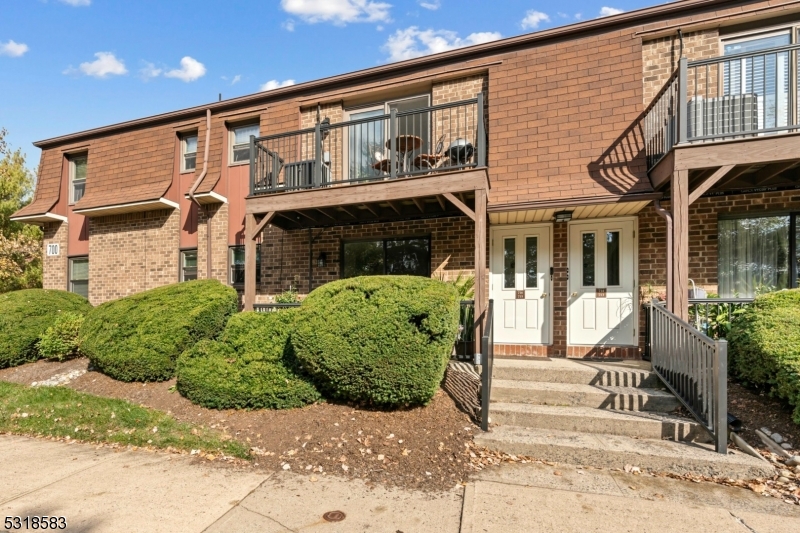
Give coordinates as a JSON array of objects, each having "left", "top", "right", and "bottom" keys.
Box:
[
  {"left": 490, "top": 403, "right": 710, "bottom": 442},
  {"left": 474, "top": 426, "right": 773, "bottom": 480},
  {"left": 492, "top": 358, "right": 660, "bottom": 387},
  {"left": 491, "top": 380, "right": 681, "bottom": 412}
]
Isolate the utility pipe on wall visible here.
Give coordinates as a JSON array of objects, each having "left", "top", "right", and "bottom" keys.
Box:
[
  {"left": 188, "top": 109, "right": 212, "bottom": 279},
  {"left": 653, "top": 199, "right": 673, "bottom": 312}
]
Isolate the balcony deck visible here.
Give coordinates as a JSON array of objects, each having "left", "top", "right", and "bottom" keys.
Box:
[{"left": 645, "top": 43, "right": 800, "bottom": 193}]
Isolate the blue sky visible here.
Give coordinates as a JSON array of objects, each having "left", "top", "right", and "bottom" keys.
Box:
[{"left": 0, "top": 0, "right": 658, "bottom": 170}]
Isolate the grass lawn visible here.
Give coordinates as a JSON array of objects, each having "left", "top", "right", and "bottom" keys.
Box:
[{"left": 0, "top": 380, "right": 249, "bottom": 459}]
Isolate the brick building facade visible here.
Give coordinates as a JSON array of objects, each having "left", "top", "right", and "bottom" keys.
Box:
[{"left": 14, "top": 0, "right": 800, "bottom": 359}]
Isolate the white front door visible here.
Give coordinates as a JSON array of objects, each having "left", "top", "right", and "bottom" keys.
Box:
[
  {"left": 490, "top": 224, "right": 552, "bottom": 345},
  {"left": 568, "top": 218, "right": 637, "bottom": 346}
]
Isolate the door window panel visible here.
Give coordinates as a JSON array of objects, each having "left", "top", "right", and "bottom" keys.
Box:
[
  {"left": 525, "top": 237, "right": 538, "bottom": 289},
  {"left": 582, "top": 233, "right": 595, "bottom": 287},
  {"left": 347, "top": 108, "right": 385, "bottom": 180},
  {"left": 503, "top": 238, "right": 515, "bottom": 289},
  {"left": 606, "top": 231, "right": 620, "bottom": 286},
  {"left": 385, "top": 238, "right": 428, "bottom": 276}
]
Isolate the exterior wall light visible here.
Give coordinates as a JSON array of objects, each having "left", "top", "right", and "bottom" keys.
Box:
[
  {"left": 554, "top": 210, "right": 573, "bottom": 223},
  {"left": 317, "top": 252, "right": 327, "bottom": 267}
]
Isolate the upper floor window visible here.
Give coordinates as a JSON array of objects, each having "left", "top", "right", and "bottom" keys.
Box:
[
  {"left": 69, "top": 155, "right": 87, "bottom": 204},
  {"left": 182, "top": 134, "right": 198, "bottom": 172},
  {"left": 230, "top": 124, "right": 259, "bottom": 165}
]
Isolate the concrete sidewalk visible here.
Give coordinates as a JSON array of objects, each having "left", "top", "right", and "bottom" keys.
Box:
[{"left": 2, "top": 435, "right": 800, "bottom": 532}]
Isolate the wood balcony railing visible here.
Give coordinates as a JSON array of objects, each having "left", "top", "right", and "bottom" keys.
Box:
[
  {"left": 248, "top": 96, "right": 486, "bottom": 196},
  {"left": 645, "top": 43, "right": 800, "bottom": 171}
]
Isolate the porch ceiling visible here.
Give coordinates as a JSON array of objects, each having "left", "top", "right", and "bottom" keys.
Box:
[
  {"left": 265, "top": 192, "right": 475, "bottom": 231},
  {"left": 489, "top": 200, "right": 653, "bottom": 225}
]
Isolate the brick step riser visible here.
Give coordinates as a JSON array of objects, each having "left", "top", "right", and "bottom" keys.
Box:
[
  {"left": 490, "top": 410, "right": 710, "bottom": 442},
  {"left": 491, "top": 368, "right": 662, "bottom": 388},
  {"left": 473, "top": 437, "right": 769, "bottom": 479},
  {"left": 491, "top": 387, "right": 680, "bottom": 412}
]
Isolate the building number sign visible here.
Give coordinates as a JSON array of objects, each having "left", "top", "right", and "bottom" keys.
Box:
[{"left": 46, "top": 243, "right": 60, "bottom": 257}]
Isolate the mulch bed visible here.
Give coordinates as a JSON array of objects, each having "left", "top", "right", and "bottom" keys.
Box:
[
  {"left": 728, "top": 380, "right": 798, "bottom": 454},
  {"left": 0, "top": 358, "right": 478, "bottom": 491}
]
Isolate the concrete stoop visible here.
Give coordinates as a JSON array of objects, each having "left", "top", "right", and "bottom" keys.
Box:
[
  {"left": 474, "top": 426, "right": 773, "bottom": 479},
  {"left": 481, "top": 358, "right": 774, "bottom": 480}
]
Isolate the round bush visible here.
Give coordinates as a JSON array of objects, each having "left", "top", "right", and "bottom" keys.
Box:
[
  {"left": 80, "top": 280, "right": 238, "bottom": 382},
  {"left": 292, "top": 276, "right": 460, "bottom": 407},
  {"left": 176, "top": 311, "right": 321, "bottom": 410},
  {"left": 0, "top": 289, "right": 93, "bottom": 369},
  {"left": 728, "top": 289, "right": 800, "bottom": 424},
  {"left": 37, "top": 312, "right": 85, "bottom": 361}
]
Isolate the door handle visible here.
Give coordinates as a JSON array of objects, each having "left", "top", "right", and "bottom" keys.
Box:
[
  {"left": 571, "top": 292, "right": 578, "bottom": 297},
  {"left": 541, "top": 293, "right": 547, "bottom": 298}
]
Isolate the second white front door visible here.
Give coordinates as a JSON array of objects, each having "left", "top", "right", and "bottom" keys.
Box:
[
  {"left": 568, "top": 218, "right": 637, "bottom": 346},
  {"left": 490, "top": 224, "right": 552, "bottom": 345}
]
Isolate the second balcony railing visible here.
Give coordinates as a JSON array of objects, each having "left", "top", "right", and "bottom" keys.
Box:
[{"left": 249, "top": 96, "right": 486, "bottom": 196}]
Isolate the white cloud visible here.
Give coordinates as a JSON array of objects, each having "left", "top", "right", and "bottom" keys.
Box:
[
  {"left": 521, "top": 10, "right": 550, "bottom": 30},
  {"left": 59, "top": 0, "right": 91, "bottom": 5},
  {"left": 418, "top": 0, "right": 440, "bottom": 9},
  {"left": 260, "top": 79, "right": 296, "bottom": 91},
  {"left": 139, "top": 62, "right": 162, "bottom": 80},
  {"left": 164, "top": 56, "right": 206, "bottom": 82},
  {"left": 0, "top": 40, "right": 28, "bottom": 57},
  {"left": 383, "top": 27, "right": 501, "bottom": 62},
  {"left": 281, "top": 0, "right": 391, "bottom": 25},
  {"left": 67, "top": 52, "right": 127, "bottom": 78},
  {"left": 599, "top": 6, "right": 624, "bottom": 17},
  {"left": 282, "top": 19, "right": 296, "bottom": 31},
  {"left": 230, "top": 75, "right": 242, "bottom": 85}
]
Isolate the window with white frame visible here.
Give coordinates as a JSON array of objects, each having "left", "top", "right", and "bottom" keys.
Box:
[
  {"left": 181, "top": 249, "right": 198, "bottom": 281},
  {"left": 69, "top": 155, "right": 87, "bottom": 204},
  {"left": 721, "top": 25, "right": 799, "bottom": 131},
  {"left": 69, "top": 257, "right": 89, "bottom": 299},
  {"left": 230, "top": 124, "right": 259, "bottom": 164},
  {"left": 182, "top": 134, "right": 198, "bottom": 172}
]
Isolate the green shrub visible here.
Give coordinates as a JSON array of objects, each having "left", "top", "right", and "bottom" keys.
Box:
[
  {"left": 80, "top": 280, "right": 238, "bottom": 382},
  {"left": 176, "top": 310, "right": 321, "bottom": 410},
  {"left": 37, "top": 312, "right": 85, "bottom": 361},
  {"left": 728, "top": 289, "right": 800, "bottom": 424},
  {"left": 292, "top": 276, "right": 460, "bottom": 407},
  {"left": 0, "top": 289, "right": 92, "bottom": 369}
]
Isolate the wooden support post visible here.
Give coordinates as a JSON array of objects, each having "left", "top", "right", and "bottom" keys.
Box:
[
  {"left": 671, "top": 169, "right": 689, "bottom": 321},
  {"left": 244, "top": 214, "right": 257, "bottom": 312},
  {"left": 474, "top": 188, "right": 487, "bottom": 354}
]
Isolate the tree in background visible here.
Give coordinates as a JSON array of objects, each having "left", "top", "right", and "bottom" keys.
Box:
[{"left": 0, "top": 128, "right": 42, "bottom": 292}]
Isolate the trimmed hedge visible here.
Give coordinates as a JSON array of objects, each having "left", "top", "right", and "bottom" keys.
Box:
[
  {"left": 0, "top": 289, "right": 93, "bottom": 369},
  {"left": 37, "top": 312, "right": 85, "bottom": 361},
  {"left": 80, "top": 280, "right": 238, "bottom": 382},
  {"left": 728, "top": 289, "right": 800, "bottom": 424},
  {"left": 292, "top": 276, "right": 460, "bottom": 407},
  {"left": 176, "top": 311, "right": 321, "bottom": 410}
]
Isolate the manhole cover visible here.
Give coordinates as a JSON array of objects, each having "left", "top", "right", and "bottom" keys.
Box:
[{"left": 323, "top": 511, "right": 346, "bottom": 522}]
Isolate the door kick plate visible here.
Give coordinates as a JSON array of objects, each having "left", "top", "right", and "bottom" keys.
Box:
[
  {"left": 516, "top": 290, "right": 525, "bottom": 299},
  {"left": 596, "top": 288, "right": 607, "bottom": 298}
]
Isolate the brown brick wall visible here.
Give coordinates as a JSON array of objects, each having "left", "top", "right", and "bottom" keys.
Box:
[
  {"left": 42, "top": 221, "right": 68, "bottom": 291},
  {"left": 87, "top": 209, "right": 180, "bottom": 305},
  {"left": 255, "top": 215, "right": 475, "bottom": 301},
  {"left": 639, "top": 189, "right": 800, "bottom": 295},
  {"left": 197, "top": 202, "right": 229, "bottom": 283},
  {"left": 642, "top": 29, "right": 719, "bottom": 105}
]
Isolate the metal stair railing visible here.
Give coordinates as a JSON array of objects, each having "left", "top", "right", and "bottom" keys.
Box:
[{"left": 648, "top": 298, "right": 728, "bottom": 453}]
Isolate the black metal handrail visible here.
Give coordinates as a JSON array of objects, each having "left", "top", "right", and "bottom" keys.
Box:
[
  {"left": 454, "top": 300, "right": 476, "bottom": 360},
  {"left": 648, "top": 299, "right": 727, "bottom": 453},
  {"left": 249, "top": 96, "right": 486, "bottom": 196},
  {"left": 480, "top": 300, "right": 494, "bottom": 432},
  {"left": 645, "top": 42, "right": 800, "bottom": 171},
  {"left": 253, "top": 303, "right": 301, "bottom": 312}
]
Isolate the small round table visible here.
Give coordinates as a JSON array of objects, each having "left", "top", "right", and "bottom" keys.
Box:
[
  {"left": 413, "top": 153, "right": 444, "bottom": 170},
  {"left": 386, "top": 135, "right": 423, "bottom": 172}
]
